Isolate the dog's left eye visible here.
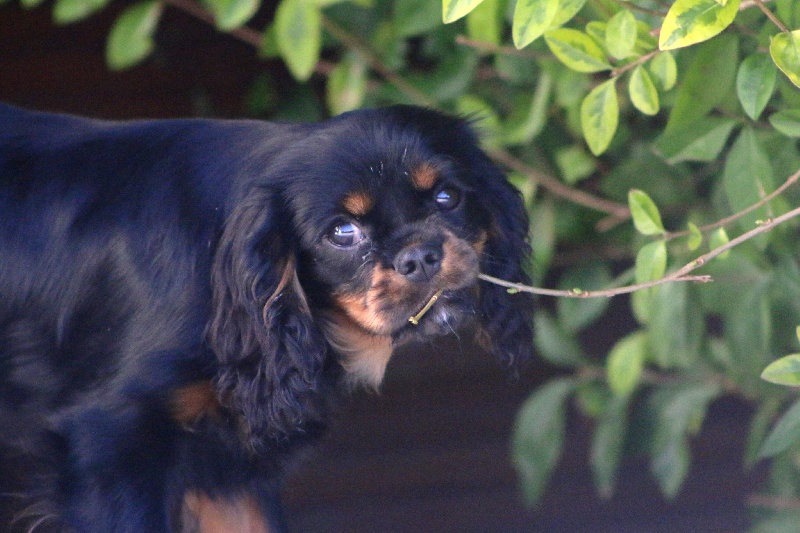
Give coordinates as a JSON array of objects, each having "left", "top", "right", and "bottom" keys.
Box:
[
  {"left": 328, "top": 222, "right": 365, "bottom": 247},
  {"left": 435, "top": 187, "right": 461, "bottom": 211}
]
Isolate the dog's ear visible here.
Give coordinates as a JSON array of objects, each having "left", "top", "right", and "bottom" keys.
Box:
[
  {"left": 471, "top": 153, "right": 535, "bottom": 368},
  {"left": 208, "top": 187, "right": 327, "bottom": 448}
]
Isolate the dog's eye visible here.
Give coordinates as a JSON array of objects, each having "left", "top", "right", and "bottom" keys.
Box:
[
  {"left": 435, "top": 187, "right": 461, "bottom": 211},
  {"left": 328, "top": 222, "right": 365, "bottom": 247}
]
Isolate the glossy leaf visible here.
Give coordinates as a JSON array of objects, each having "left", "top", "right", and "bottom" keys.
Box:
[
  {"left": 770, "top": 30, "right": 800, "bottom": 88},
  {"left": 737, "top": 54, "right": 778, "bottom": 121},
  {"left": 53, "top": 0, "right": 110, "bottom": 24},
  {"left": 605, "top": 9, "right": 637, "bottom": 59},
  {"left": 512, "top": 378, "right": 576, "bottom": 504},
  {"left": 649, "top": 281, "right": 704, "bottom": 368},
  {"left": 664, "top": 34, "right": 738, "bottom": 134},
  {"left": 591, "top": 395, "right": 628, "bottom": 497},
  {"left": 649, "top": 51, "right": 677, "bottom": 91},
  {"left": 654, "top": 117, "right": 737, "bottom": 163},
  {"left": 687, "top": 222, "right": 703, "bottom": 251},
  {"left": 759, "top": 399, "right": 800, "bottom": 459},
  {"left": 326, "top": 55, "right": 367, "bottom": 115},
  {"left": 549, "top": 0, "right": 586, "bottom": 29},
  {"left": 762, "top": 354, "right": 800, "bottom": 386},
  {"left": 443, "top": 0, "right": 485, "bottom": 23},
  {"left": 555, "top": 145, "right": 595, "bottom": 184},
  {"left": 534, "top": 311, "right": 584, "bottom": 367},
  {"left": 709, "top": 227, "right": 730, "bottom": 259},
  {"left": 512, "top": 0, "right": 558, "bottom": 49},
  {"left": 106, "top": 1, "right": 162, "bottom": 71},
  {"left": 606, "top": 332, "right": 647, "bottom": 397},
  {"left": 722, "top": 127, "right": 775, "bottom": 236},
  {"left": 544, "top": 28, "right": 612, "bottom": 73},
  {"left": 629, "top": 189, "right": 665, "bottom": 235},
  {"left": 769, "top": 109, "right": 800, "bottom": 137},
  {"left": 635, "top": 240, "right": 667, "bottom": 283},
  {"left": 659, "top": 0, "right": 741, "bottom": 50},
  {"left": 203, "top": 0, "right": 259, "bottom": 30},
  {"left": 275, "top": 0, "right": 322, "bottom": 81},
  {"left": 503, "top": 70, "right": 553, "bottom": 145},
  {"left": 629, "top": 65, "right": 659, "bottom": 116},
  {"left": 395, "top": 0, "right": 440, "bottom": 37},
  {"left": 580, "top": 79, "right": 618, "bottom": 155},
  {"left": 466, "top": 0, "right": 501, "bottom": 45}
]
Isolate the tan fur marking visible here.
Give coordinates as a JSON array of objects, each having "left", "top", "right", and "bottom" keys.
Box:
[
  {"left": 171, "top": 382, "right": 221, "bottom": 426},
  {"left": 319, "top": 311, "right": 393, "bottom": 389},
  {"left": 439, "top": 231, "right": 480, "bottom": 289},
  {"left": 342, "top": 191, "right": 374, "bottom": 217},
  {"left": 411, "top": 163, "right": 439, "bottom": 190},
  {"left": 183, "top": 492, "right": 270, "bottom": 533}
]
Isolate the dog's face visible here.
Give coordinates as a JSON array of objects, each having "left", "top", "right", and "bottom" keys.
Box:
[{"left": 211, "top": 106, "right": 533, "bottom": 442}]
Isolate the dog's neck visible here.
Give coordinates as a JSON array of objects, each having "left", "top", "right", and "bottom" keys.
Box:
[{"left": 317, "top": 310, "right": 393, "bottom": 390}]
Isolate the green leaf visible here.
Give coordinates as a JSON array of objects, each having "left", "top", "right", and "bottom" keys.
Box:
[
  {"left": 534, "top": 311, "right": 584, "bottom": 367},
  {"left": 649, "top": 51, "right": 677, "bottom": 91},
  {"left": 746, "top": 398, "right": 782, "bottom": 468},
  {"left": 557, "top": 264, "right": 612, "bottom": 332},
  {"left": 629, "top": 189, "right": 665, "bottom": 235},
  {"left": 442, "top": 0, "right": 485, "bottom": 23},
  {"left": 722, "top": 127, "right": 775, "bottom": 237},
  {"left": 549, "top": 0, "right": 586, "bottom": 29},
  {"left": 769, "top": 109, "right": 800, "bottom": 137},
  {"left": 580, "top": 79, "right": 618, "bottom": 155},
  {"left": 605, "top": 9, "right": 637, "bottom": 59},
  {"left": 736, "top": 54, "right": 778, "bottom": 121},
  {"left": 664, "top": 34, "right": 738, "bottom": 134},
  {"left": 544, "top": 28, "right": 612, "bottom": 73},
  {"left": 654, "top": 117, "right": 737, "bottom": 163},
  {"left": 606, "top": 331, "right": 647, "bottom": 397},
  {"left": 512, "top": 0, "right": 559, "bottom": 49},
  {"left": 659, "top": 0, "right": 741, "bottom": 50},
  {"left": 649, "top": 282, "right": 704, "bottom": 368},
  {"left": 21, "top": 0, "right": 47, "bottom": 8},
  {"left": 635, "top": 240, "right": 667, "bottom": 283},
  {"left": 762, "top": 354, "right": 800, "bottom": 386},
  {"left": 53, "top": 0, "right": 110, "bottom": 23},
  {"left": 395, "top": 0, "right": 441, "bottom": 37},
  {"left": 770, "top": 30, "right": 800, "bottom": 88},
  {"left": 649, "top": 383, "right": 721, "bottom": 498},
  {"left": 466, "top": 0, "right": 501, "bottom": 45},
  {"left": 503, "top": 70, "right": 553, "bottom": 145},
  {"left": 709, "top": 227, "right": 730, "bottom": 259},
  {"left": 202, "top": 0, "right": 259, "bottom": 30},
  {"left": 687, "top": 222, "right": 703, "bottom": 251},
  {"left": 555, "top": 145, "right": 596, "bottom": 184},
  {"left": 759, "top": 398, "right": 800, "bottom": 458},
  {"left": 591, "top": 395, "right": 628, "bottom": 498},
  {"left": 326, "top": 55, "right": 367, "bottom": 116},
  {"left": 105, "top": 1, "right": 162, "bottom": 71},
  {"left": 275, "top": 0, "right": 322, "bottom": 81},
  {"left": 512, "top": 378, "right": 576, "bottom": 505},
  {"left": 629, "top": 65, "right": 660, "bottom": 116}
]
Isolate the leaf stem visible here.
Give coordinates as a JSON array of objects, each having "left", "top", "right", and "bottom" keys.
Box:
[{"left": 610, "top": 49, "right": 661, "bottom": 79}]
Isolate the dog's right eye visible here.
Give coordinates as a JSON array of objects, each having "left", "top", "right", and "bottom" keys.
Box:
[{"left": 328, "top": 222, "right": 365, "bottom": 247}]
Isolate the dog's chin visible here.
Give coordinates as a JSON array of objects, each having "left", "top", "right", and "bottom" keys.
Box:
[{"left": 392, "top": 291, "right": 477, "bottom": 345}]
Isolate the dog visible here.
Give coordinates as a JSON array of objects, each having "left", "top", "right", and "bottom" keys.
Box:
[{"left": 0, "top": 103, "right": 533, "bottom": 532}]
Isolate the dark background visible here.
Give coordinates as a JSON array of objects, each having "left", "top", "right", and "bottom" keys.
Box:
[{"left": 0, "top": 5, "right": 760, "bottom": 531}]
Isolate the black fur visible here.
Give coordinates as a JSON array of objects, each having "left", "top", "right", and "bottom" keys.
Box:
[{"left": 0, "top": 104, "right": 533, "bottom": 532}]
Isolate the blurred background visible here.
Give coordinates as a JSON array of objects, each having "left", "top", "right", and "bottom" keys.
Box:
[{"left": 2, "top": 1, "right": 798, "bottom": 530}]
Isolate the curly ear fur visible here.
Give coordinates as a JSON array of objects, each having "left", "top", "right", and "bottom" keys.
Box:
[
  {"left": 207, "top": 188, "right": 327, "bottom": 449},
  {"left": 469, "top": 152, "right": 535, "bottom": 368}
]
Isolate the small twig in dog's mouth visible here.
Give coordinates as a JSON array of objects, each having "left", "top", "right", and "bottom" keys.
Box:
[{"left": 408, "top": 289, "right": 444, "bottom": 325}]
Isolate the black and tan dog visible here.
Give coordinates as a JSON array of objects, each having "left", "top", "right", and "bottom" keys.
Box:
[{"left": 0, "top": 104, "right": 533, "bottom": 532}]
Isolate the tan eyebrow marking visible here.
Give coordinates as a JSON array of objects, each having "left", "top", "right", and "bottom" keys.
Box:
[
  {"left": 342, "top": 191, "right": 374, "bottom": 217},
  {"left": 411, "top": 163, "right": 439, "bottom": 191}
]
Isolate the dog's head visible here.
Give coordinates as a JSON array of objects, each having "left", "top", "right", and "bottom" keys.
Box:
[{"left": 209, "top": 106, "right": 533, "bottom": 447}]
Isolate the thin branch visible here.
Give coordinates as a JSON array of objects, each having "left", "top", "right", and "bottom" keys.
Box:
[
  {"left": 480, "top": 202, "right": 800, "bottom": 299},
  {"left": 488, "top": 147, "right": 632, "bottom": 223},
  {"left": 163, "top": 0, "right": 262, "bottom": 48},
  {"left": 610, "top": 49, "right": 661, "bottom": 79},
  {"left": 665, "top": 167, "right": 800, "bottom": 241},
  {"left": 748, "top": 0, "right": 789, "bottom": 32}
]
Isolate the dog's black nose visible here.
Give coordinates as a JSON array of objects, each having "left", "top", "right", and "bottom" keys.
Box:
[{"left": 394, "top": 244, "right": 443, "bottom": 282}]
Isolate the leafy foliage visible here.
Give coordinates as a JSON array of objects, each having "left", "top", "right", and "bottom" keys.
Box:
[{"left": 19, "top": 0, "right": 800, "bottom": 527}]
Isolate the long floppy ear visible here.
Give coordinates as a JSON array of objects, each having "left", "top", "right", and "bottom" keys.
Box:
[
  {"left": 471, "top": 153, "right": 535, "bottom": 368},
  {"left": 207, "top": 187, "right": 327, "bottom": 448}
]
